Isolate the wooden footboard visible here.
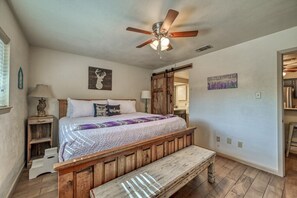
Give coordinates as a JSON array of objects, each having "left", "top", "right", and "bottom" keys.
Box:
[{"left": 54, "top": 127, "right": 196, "bottom": 198}]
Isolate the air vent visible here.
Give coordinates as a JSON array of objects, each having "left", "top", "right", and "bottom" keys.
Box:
[{"left": 196, "top": 45, "right": 213, "bottom": 52}]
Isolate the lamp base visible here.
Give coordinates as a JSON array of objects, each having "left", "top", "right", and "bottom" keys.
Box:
[
  {"left": 37, "top": 98, "right": 47, "bottom": 117},
  {"left": 145, "top": 99, "right": 148, "bottom": 113}
]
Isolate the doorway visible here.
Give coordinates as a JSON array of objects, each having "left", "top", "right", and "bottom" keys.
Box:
[
  {"left": 282, "top": 51, "right": 297, "bottom": 177},
  {"left": 151, "top": 64, "right": 192, "bottom": 125},
  {"left": 174, "top": 70, "right": 190, "bottom": 126}
]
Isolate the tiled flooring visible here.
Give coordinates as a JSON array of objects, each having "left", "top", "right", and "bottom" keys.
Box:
[{"left": 11, "top": 154, "right": 297, "bottom": 198}]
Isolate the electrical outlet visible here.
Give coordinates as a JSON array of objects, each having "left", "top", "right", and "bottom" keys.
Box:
[
  {"left": 216, "top": 136, "right": 220, "bottom": 142},
  {"left": 238, "top": 141, "right": 243, "bottom": 148},
  {"left": 255, "top": 92, "right": 261, "bottom": 99},
  {"left": 227, "top": 138, "right": 232, "bottom": 144}
]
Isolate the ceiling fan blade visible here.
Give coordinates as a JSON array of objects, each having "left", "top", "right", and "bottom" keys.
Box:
[
  {"left": 136, "top": 39, "right": 154, "bottom": 48},
  {"left": 170, "top": 30, "right": 199, "bottom": 38},
  {"left": 126, "top": 27, "right": 152, "bottom": 35},
  {"left": 161, "top": 9, "right": 179, "bottom": 33},
  {"left": 283, "top": 69, "right": 297, "bottom": 72},
  {"left": 167, "top": 44, "right": 173, "bottom": 51}
]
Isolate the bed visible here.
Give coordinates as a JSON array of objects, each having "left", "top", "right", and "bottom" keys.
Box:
[
  {"left": 59, "top": 112, "right": 187, "bottom": 162},
  {"left": 54, "top": 99, "right": 196, "bottom": 197}
]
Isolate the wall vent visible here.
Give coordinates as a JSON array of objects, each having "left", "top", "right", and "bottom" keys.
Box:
[{"left": 196, "top": 45, "right": 213, "bottom": 52}]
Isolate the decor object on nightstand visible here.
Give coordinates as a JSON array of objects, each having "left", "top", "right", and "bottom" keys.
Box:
[
  {"left": 141, "top": 90, "right": 151, "bottom": 113},
  {"left": 27, "top": 115, "right": 54, "bottom": 167},
  {"left": 29, "top": 147, "right": 58, "bottom": 179},
  {"left": 29, "top": 84, "right": 54, "bottom": 116},
  {"left": 18, "top": 67, "right": 23, "bottom": 89}
]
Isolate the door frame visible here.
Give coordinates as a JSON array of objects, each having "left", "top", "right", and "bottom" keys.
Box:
[{"left": 277, "top": 47, "right": 297, "bottom": 177}]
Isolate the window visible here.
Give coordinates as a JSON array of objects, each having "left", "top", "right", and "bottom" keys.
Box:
[{"left": 0, "top": 27, "right": 11, "bottom": 113}]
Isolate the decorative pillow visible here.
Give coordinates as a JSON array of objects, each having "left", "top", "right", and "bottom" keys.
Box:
[
  {"left": 107, "top": 99, "right": 136, "bottom": 114},
  {"left": 94, "top": 103, "right": 107, "bottom": 117},
  {"left": 67, "top": 98, "right": 107, "bottom": 118},
  {"left": 106, "top": 104, "right": 121, "bottom": 116}
]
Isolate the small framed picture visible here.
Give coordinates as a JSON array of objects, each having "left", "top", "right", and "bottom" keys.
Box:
[{"left": 88, "top": 66, "right": 112, "bottom": 90}]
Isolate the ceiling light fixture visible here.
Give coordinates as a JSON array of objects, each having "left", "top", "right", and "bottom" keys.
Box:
[
  {"left": 150, "top": 37, "right": 170, "bottom": 51},
  {"left": 283, "top": 72, "right": 287, "bottom": 77}
]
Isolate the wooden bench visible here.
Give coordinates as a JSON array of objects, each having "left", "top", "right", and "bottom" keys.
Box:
[{"left": 90, "top": 145, "right": 216, "bottom": 198}]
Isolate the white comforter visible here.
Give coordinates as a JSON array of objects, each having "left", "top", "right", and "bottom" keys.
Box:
[{"left": 59, "top": 113, "right": 186, "bottom": 162}]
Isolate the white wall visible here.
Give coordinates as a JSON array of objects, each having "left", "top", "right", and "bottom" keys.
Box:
[
  {"left": 0, "top": 0, "right": 29, "bottom": 197},
  {"left": 154, "top": 26, "right": 297, "bottom": 175},
  {"left": 28, "top": 47, "right": 152, "bottom": 145}
]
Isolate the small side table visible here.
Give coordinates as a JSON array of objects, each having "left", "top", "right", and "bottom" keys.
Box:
[
  {"left": 27, "top": 115, "right": 54, "bottom": 167},
  {"left": 287, "top": 122, "right": 297, "bottom": 157}
]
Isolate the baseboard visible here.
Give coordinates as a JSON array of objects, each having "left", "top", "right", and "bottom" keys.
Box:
[
  {"left": 216, "top": 151, "right": 280, "bottom": 176},
  {"left": 193, "top": 143, "right": 280, "bottom": 176},
  {"left": 7, "top": 162, "right": 25, "bottom": 198}
]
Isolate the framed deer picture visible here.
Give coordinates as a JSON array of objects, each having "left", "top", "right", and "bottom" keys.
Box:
[{"left": 88, "top": 66, "right": 112, "bottom": 90}]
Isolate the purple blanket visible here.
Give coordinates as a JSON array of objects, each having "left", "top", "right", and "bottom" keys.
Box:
[{"left": 75, "top": 114, "right": 176, "bottom": 131}]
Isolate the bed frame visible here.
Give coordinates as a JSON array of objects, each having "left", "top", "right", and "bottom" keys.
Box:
[{"left": 54, "top": 99, "right": 196, "bottom": 198}]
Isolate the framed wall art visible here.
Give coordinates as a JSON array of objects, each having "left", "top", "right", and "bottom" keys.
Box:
[
  {"left": 207, "top": 73, "right": 238, "bottom": 90},
  {"left": 18, "top": 67, "right": 23, "bottom": 89},
  {"left": 88, "top": 66, "right": 112, "bottom": 90}
]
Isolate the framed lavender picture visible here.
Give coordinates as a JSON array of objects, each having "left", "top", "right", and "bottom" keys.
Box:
[
  {"left": 207, "top": 73, "right": 238, "bottom": 90},
  {"left": 88, "top": 66, "right": 112, "bottom": 90}
]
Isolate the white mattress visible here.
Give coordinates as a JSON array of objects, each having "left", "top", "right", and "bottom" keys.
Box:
[{"left": 59, "top": 112, "right": 187, "bottom": 162}]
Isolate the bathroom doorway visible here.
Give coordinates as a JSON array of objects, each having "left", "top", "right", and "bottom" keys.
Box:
[
  {"left": 282, "top": 50, "right": 297, "bottom": 178},
  {"left": 174, "top": 70, "right": 190, "bottom": 126}
]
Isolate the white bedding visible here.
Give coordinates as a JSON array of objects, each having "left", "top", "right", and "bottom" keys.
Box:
[{"left": 59, "top": 112, "right": 187, "bottom": 162}]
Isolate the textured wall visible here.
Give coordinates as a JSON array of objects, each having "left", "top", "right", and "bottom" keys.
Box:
[
  {"left": 0, "top": 1, "right": 29, "bottom": 197},
  {"left": 28, "top": 47, "right": 152, "bottom": 145},
  {"left": 154, "top": 26, "right": 297, "bottom": 176}
]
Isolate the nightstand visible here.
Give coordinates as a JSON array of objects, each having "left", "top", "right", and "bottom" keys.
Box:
[{"left": 27, "top": 115, "right": 54, "bottom": 167}]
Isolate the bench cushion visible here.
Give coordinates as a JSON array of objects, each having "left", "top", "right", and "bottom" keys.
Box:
[{"left": 90, "top": 145, "right": 216, "bottom": 198}]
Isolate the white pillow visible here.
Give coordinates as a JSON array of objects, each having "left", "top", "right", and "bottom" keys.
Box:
[
  {"left": 66, "top": 98, "right": 73, "bottom": 117},
  {"left": 67, "top": 98, "right": 107, "bottom": 118},
  {"left": 92, "top": 100, "right": 107, "bottom": 105},
  {"left": 107, "top": 99, "right": 136, "bottom": 114}
]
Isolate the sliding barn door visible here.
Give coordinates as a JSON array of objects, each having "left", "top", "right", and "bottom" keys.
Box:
[{"left": 151, "top": 72, "right": 174, "bottom": 115}]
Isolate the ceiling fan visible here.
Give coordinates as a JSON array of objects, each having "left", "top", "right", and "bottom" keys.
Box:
[{"left": 126, "top": 9, "right": 198, "bottom": 52}]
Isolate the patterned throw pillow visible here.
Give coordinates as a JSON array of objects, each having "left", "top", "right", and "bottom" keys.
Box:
[
  {"left": 107, "top": 104, "right": 121, "bottom": 116},
  {"left": 94, "top": 103, "right": 107, "bottom": 117}
]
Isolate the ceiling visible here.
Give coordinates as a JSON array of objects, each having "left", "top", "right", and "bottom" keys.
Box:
[
  {"left": 175, "top": 70, "right": 189, "bottom": 80},
  {"left": 8, "top": 0, "right": 297, "bottom": 69},
  {"left": 174, "top": 70, "right": 189, "bottom": 85}
]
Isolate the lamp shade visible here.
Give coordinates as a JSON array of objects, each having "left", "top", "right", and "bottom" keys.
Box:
[
  {"left": 150, "top": 37, "right": 170, "bottom": 51},
  {"left": 141, "top": 90, "right": 151, "bottom": 99},
  {"left": 29, "top": 84, "right": 54, "bottom": 98}
]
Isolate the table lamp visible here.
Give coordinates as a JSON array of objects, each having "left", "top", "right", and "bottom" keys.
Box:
[
  {"left": 29, "top": 84, "right": 54, "bottom": 116},
  {"left": 141, "top": 90, "right": 151, "bottom": 113}
]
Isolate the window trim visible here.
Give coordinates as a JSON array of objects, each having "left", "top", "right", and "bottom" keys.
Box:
[
  {"left": 0, "top": 27, "right": 11, "bottom": 115},
  {"left": 0, "top": 106, "right": 12, "bottom": 114}
]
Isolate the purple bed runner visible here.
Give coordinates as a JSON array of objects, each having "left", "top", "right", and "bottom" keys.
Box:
[{"left": 74, "top": 114, "right": 177, "bottom": 131}]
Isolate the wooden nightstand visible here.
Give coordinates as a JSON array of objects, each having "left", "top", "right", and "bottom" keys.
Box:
[{"left": 27, "top": 115, "right": 54, "bottom": 167}]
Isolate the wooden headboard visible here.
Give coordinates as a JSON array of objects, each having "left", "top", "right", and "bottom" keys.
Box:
[{"left": 58, "top": 99, "right": 136, "bottom": 119}]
